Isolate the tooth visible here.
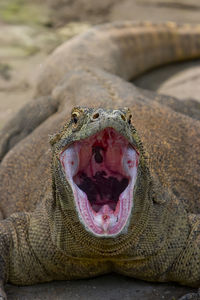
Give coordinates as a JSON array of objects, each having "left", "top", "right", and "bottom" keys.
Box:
[
  {"left": 123, "top": 146, "right": 138, "bottom": 176},
  {"left": 102, "top": 222, "right": 109, "bottom": 233},
  {"left": 61, "top": 145, "right": 79, "bottom": 179}
]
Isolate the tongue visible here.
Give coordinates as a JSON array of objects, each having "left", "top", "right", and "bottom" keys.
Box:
[
  {"left": 93, "top": 204, "right": 117, "bottom": 233},
  {"left": 99, "top": 204, "right": 113, "bottom": 214},
  {"left": 92, "top": 194, "right": 117, "bottom": 212}
]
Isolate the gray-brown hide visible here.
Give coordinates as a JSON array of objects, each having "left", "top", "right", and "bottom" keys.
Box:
[{"left": 0, "top": 22, "right": 200, "bottom": 300}]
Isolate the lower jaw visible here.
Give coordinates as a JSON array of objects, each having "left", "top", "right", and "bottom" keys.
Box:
[{"left": 74, "top": 183, "right": 133, "bottom": 237}]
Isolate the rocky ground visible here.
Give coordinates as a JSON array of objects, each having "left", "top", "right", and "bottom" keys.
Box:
[{"left": 1, "top": 0, "right": 200, "bottom": 299}]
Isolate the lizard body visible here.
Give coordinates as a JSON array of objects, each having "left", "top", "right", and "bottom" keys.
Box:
[{"left": 0, "top": 22, "right": 200, "bottom": 299}]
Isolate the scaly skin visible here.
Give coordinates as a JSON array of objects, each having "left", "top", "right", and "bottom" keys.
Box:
[
  {"left": 1, "top": 21, "right": 200, "bottom": 161},
  {"left": 0, "top": 22, "right": 200, "bottom": 299}
]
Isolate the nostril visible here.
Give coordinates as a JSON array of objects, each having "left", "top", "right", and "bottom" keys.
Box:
[
  {"left": 92, "top": 112, "right": 100, "bottom": 119},
  {"left": 128, "top": 114, "right": 132, "bottom": 124},
  {"left": 121, "top": 114, "right": 126, "bottom": 121}
]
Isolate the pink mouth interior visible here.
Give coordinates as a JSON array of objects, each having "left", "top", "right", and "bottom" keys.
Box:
[
  {"left": 60, "top": 128, "right": 139, "bottom": 236},
  {"left": 75, "top": 172, "right": 129, "bottom": 213}
]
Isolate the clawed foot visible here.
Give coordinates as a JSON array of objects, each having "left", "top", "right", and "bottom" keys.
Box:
[{"left": 179, "top": 288, "right": 200, "bottom": 300}]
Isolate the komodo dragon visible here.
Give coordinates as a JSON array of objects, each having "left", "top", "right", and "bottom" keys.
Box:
[{"left": 0, "top": 22, "right": 200, "bottom": 300}]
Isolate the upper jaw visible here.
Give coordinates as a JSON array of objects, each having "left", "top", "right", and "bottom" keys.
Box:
[
  {"left": 60, "top": 126, "right": 139, "bottom": 237},
  {"left": 58, "top": 109, "right": 136, "bottom": 152}
]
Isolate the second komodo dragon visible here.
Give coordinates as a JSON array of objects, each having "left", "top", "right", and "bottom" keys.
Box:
[{"left": 0, "top": 22, "right": 200, "bottom": 300}]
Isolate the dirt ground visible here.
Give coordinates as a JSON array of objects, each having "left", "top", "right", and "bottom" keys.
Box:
[{"left": 1, "top": 0, "right": 200, "bottom": 299}]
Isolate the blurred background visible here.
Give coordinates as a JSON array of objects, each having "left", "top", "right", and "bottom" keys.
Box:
[
  {"left": 0, "top": 0, "right": 200, "bottom": 130},
  {"left": 1, "top": 1, "right": 200, "bottom": 299}
]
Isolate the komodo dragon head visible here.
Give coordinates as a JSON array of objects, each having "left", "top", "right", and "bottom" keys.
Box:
[{"left": 50, "top": 107, "right": 151, "bottom": 238}]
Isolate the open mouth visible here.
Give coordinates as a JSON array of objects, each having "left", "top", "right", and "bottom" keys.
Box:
[{"left": 60, "top": 128, "right": 139, "bottom": 237}]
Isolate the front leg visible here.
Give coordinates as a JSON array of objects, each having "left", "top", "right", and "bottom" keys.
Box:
[
  {"left": 0, "top": 211, "right": 50, "bottom": 297},
  {"left": 169, "top": 214, "right": 200, "bottom": 297},
  {"left": 0, "top": 209, "right": 56, "bottom": 288}
]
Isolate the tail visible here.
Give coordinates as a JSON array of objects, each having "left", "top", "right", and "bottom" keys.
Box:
[{"left": 36, "top": 21, "right": 200, "bottom": 96}]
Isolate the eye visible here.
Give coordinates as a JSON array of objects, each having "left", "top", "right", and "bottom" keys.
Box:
[{"left": 72, "top": 112, "right": 79, "bottom": 124}]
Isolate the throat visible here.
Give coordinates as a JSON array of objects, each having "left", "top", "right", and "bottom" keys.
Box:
[{"left": 74, "top": 171, "right": 129, "bottom": 213}]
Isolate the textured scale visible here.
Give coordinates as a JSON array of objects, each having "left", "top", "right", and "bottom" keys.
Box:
[{"left": 0, "top": 22, "right": 200, "bottom": 299}]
